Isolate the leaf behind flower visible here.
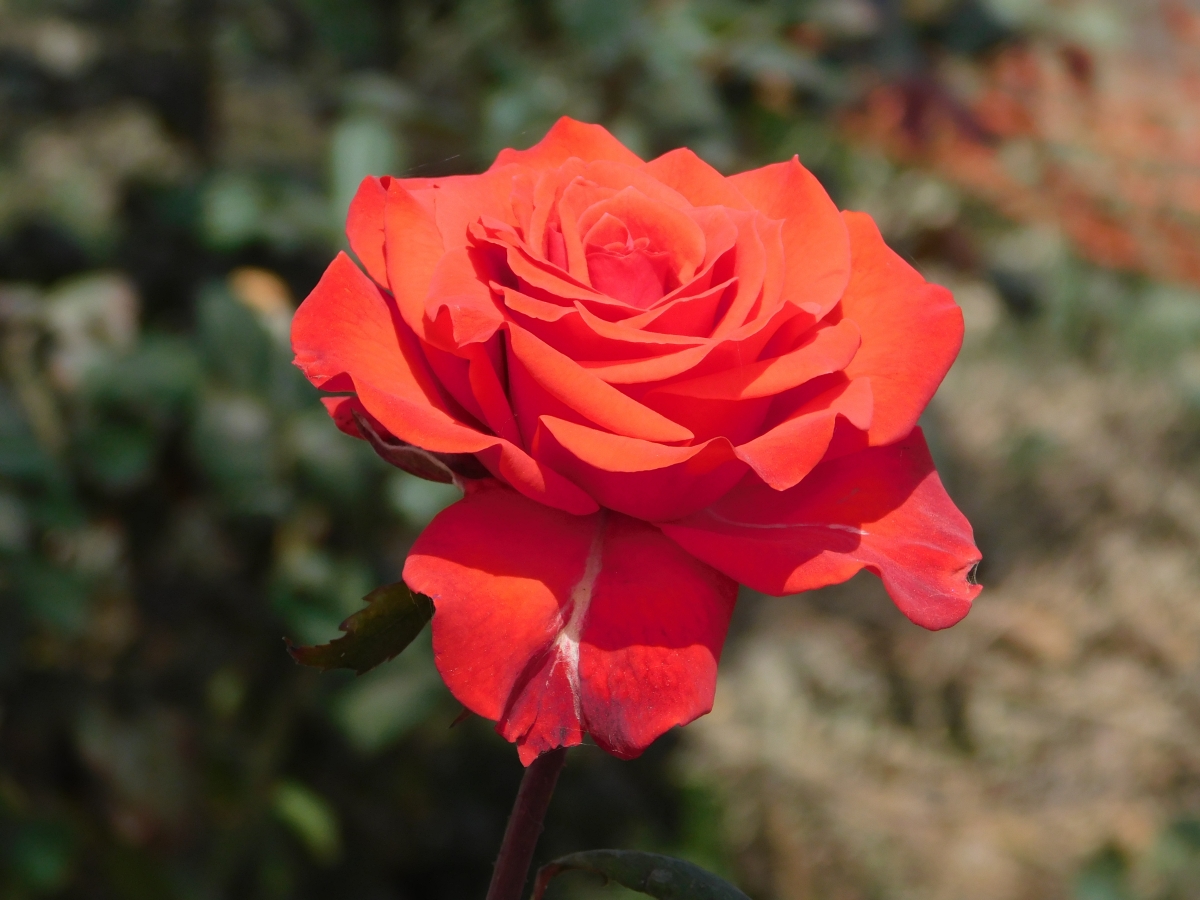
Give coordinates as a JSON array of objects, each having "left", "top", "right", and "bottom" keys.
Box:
[{"left": 287, "top": 582, "right": 433, "bottom": 675}]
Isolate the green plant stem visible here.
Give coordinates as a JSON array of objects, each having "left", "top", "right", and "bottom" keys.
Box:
[{"left": 486, "top": 748, "right": 568, "bottom": 900}]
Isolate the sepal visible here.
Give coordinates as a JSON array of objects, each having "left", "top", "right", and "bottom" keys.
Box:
[{"left": 351, "top": 408, "right": 489, "bottom": 483}]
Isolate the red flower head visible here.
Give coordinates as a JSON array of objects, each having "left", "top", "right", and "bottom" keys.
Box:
[{"left": 292, "top": 118, "right": 981, "bottom": 765}]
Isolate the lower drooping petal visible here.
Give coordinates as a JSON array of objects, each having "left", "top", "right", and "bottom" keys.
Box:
[
  {"left": 403, "top": 482, "right": 738, "bottom": 764},
  {"left": 660, "top": 429, "right": 981, "bottom": 630}
]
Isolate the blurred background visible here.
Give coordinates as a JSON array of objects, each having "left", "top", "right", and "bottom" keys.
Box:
[{"left": 2, "top": 0, "right": 1200, "bottom": 897}]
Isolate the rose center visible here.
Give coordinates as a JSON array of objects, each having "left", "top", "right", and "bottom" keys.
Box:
[{"left": 585, "top": 231, "right": 673, "bottom": 310}]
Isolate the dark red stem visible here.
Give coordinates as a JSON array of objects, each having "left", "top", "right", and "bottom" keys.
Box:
[{"left": 485, "top": 748, "right": 568, "bottom": 900}]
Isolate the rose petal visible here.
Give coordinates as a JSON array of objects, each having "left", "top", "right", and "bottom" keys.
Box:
[
  {"left": 481, "top": 217, "right": 698, "bottom": 325},
  {"left": 470, "top": 439, "right": 598, "bottom": 514},
  {"left": 397, "top": 168, "right": 526, "bottom": 255},
  {"left": 586, "top": 242, "right": 674, "bottom": 309},
  {"left": 503, "top": 294, "right": 692, "bottom": 369},
  {"left": 499, "top": 286, "right": 576, "bottom": 323},
  {"left": 572, "top": 302, "right": 709, "bottom": 349},
  {"left": 490, "top": 117, "right": 645, "bottom": 171},
  {"left": 633, "top": 278, "right": 734, "bottom": 337},
  {"left": 577, "top": 187, "right": 708, "bottom": 286},
  {"left": 645, "top": 148, "right": 753, "bottom": 210},
  {"left": 502, "top": 283, "right": 721, "bottom": 365},
  {"left": 650, "top": 318, "right": 861, "bottom": 400},
  {"left": 404, "top": 483, "right": 738, "bottom": 763},
  {"left": 293, "top": 252, "right": 449, "bottom": 407},
  {"left": 637, "top": 394, "right": 774, "bottom": 447},
  {"left": 346, "top": 175, "right": 391, "bottom": 287},
  {"left": 580, "top": 159, "right": 695, "bottom": 210},
  {"left": 581, "top": 298, "right": 801, "bottom": 388},
  {"left": 840, "top": 212, "right": 965, "bottom": 446},
  {"left": 547, "top": 174, "right": 609, "bottom": 282},
  {"left": 419, "top": 340, "right": 489, "bottom": 427},
  {"left": 507, "top": 325, "right": 694, "bottom": 443},
  {"left": 729, "top": 157, "right": 851, "bottom": 319},
  {"left": 466, "top": 343, "right": 524, "bottom": 447},
  {"left": 734, "top": 375, "right": 873, "bottom": 490},
  {"left": 424, "top": 248, "right": 505, "bottom": 349},
  {"left": 616, "top": 299, "right": 799, "bottom": 392},
  {"left": 710, "top": 212, "right": 771, "bottom": 338},
  {"left": 352, "top": 378, "right": 596, "bottom": 514},
  {"left": 661, "top": 429, "right": 981, "bottom": 630},
  {"left": 321, "top": 394, "right": 370, "bottom": 439},
  {"left": 293, "top": 253, "right": 594, "bottom": 514},
  {"left": 576, "top": 344, "right": 715, "bottom": 385},
  {"left": 533, "top": 416, "right": 747, "bottom": 520},
  {"left": 527, "top": 161, "right": 587, "bottom": 263},
  {"left": 489, "top": 233, "right": 611, "bottom": 306},
  {"left": 686, "top": 206, "right": 741, "bottom": 277},
  {"left": 438, "top": 170, "right": 524, "bottom": 236},
  {"left": 322, "top": 397, "right": 478, "bottom": 483},
  {"left": 383, "top": 180, "right": 446, "bottom": 335}
]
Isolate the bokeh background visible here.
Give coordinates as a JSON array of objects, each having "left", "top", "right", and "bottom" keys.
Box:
[{"left": 3, "top": 0, "right": 1200, "bottom": 897}]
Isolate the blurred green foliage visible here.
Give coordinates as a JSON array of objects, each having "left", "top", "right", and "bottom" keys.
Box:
[{"left": 1, "top": 0, "right": 1199, "bottom": 898}]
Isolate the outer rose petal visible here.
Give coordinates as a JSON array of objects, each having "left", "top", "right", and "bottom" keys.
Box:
[
  {"left": 840, "top": 211, "right": 965, "bottom": 446},
  {"left": 346, "top": 175, "right": 390, "bottom": 287},
  {"left": 645, "top": 148, "right": 753, "bottom": 210},
  {"left": 490, "top": 117, "right": 645, "bottom": 171},
  {"left": 293, "top": 252, "right": 596, "bottom": 514},
  {"left": 293, "top": 252, "right": 451, "bottom": 411},
  {"left": 345, "top": 174, "right": 391, "bottom": 286},
  {"left": 383, "top": 180, "right": 446, "bottom": 336},
  {"left": 729, "top": 157, "right": 851, "bottom": 318},
  {"left": 661, "top": 429, "right": 981, "bottom": 630},
  {"left": 404, "top": 483, "right": 738, "bottom": 764},
  {"left": 419, "top": 169, "right": 529, "bottom": 252},
  {"left": 351, "top": 379, "right": 597, "bottom": 515}
]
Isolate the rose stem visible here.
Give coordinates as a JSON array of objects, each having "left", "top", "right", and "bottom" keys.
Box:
[{"left": 485, "top": 747, "right": 569, "bottom": 900}]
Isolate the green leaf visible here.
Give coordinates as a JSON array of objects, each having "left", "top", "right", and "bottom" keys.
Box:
[
  {"left": 533, "top": 850, "right": 751, "bottom": 900},
  {"left": 287, "top": 582, "right": 433, "bottom": 675}
]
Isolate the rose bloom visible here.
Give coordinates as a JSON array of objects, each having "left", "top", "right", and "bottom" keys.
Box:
[{"left": 293, "top": 119, "right": 981, "bottom": 765}]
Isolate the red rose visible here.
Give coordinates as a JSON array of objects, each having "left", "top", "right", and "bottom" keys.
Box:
[{"left": 292, "top": 118, "right": 981, "bottom": 764}]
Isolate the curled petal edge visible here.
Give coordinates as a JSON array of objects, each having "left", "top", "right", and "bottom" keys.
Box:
[{"left": 661, "top": 429, "right": 981, "bottom": 630}]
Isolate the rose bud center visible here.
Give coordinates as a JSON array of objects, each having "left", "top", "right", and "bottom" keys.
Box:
[{"left": 577, "top": 210, "right": 677, "bottom": 309}]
